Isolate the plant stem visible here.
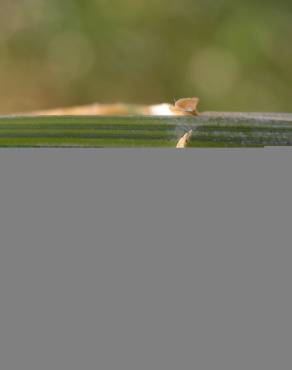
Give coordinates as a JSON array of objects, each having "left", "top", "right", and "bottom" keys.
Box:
[{"left": 0, "top": 112, "right": 291, "bottom": 147}]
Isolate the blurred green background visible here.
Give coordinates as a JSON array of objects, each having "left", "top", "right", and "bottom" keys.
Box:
[{"left": 0, "top": 0, "right": 291, "bottom": 113}]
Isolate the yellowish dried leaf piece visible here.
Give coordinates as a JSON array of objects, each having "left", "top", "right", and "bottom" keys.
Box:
[
  {"left": 176, "top": 130, "right": 193, "bottom": 148},
  {"left": 173, "top": 97, "right": 199, "bottom": 115},
  {"left": 18, "top": 98, "right": 200, "bottom": 116},
  {"left": 24, "top": 103, "right": 176, "bottom": 116},
  {"left": 29, "top": 103, "right": 136, "bottom": 116}
]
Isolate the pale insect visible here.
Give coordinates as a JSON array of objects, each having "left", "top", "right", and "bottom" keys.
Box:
[{"left": 174, "top": 97, "right": 199, "bottom": 115}]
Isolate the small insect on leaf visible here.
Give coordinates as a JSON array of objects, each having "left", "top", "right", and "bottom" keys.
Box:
[{"left": 174, "top": 97, "right": 199, "bottom": 115}]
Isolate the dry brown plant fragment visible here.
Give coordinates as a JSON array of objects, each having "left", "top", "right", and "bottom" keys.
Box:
[{"left": 176, "top": 130, "right": 193, "bottom": 148}]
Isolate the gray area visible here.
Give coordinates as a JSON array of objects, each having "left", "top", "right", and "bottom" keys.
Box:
[{"left": 0, "top": 150, "right": 291, "bottom": 370}]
